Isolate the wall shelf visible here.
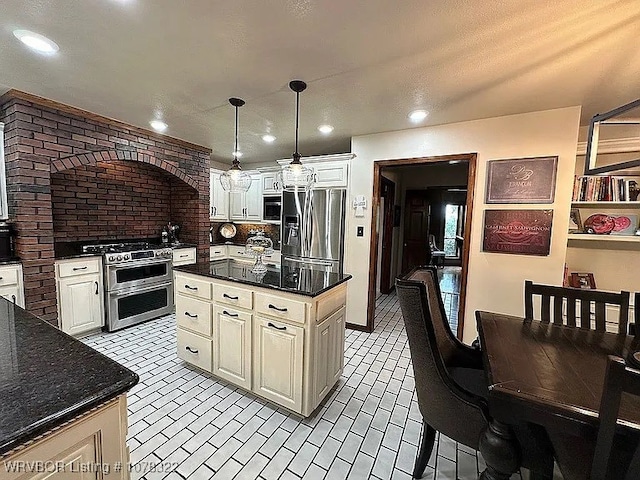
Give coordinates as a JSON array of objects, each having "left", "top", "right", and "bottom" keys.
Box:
[
  {"left": 571, "top": 201, "right": 640, "bottom": 207},
  {"left": 567, "top": 234, "right": 640, "bottom": 243}
]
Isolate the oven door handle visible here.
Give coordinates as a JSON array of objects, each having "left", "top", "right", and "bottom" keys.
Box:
[{"left": 108, "top": 281, "right": 173, "bottom": 297}]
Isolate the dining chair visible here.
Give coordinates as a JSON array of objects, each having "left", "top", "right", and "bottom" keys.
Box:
[
  {"left": 524, "top": 280, "right": 631, "bottom": 335},
  {"left": 397, "top": 268, "right": 553, "bottom": 478},
  {"left": 427, "top": 235, "right": 445, "bottom": 268},
  {"left": 549, "top": 355, "right": 640, "bottom": 480}
]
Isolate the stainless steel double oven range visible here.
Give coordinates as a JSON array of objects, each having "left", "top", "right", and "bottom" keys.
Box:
[{"left": 82, "top": 242, "right": 174, "bottom": 331}]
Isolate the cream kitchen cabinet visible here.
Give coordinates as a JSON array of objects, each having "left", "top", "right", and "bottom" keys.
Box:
[
  {"left": 173, "top": 269, "right": 348, "bottom": 416},
  {"left": 1, "top": 395, "right": 130, "bottom": 480},
  {"left": 260, "top": 171, "right": 282, "bottom": 194},
  {"left": 229, "top": 173, "right": 262, "bottom": 222},
  {"left": 210, "top": 245, "right": 228, "bottom": 259},
  {"left": 56, "top": 257, "right": 104, "bottom": 336},
  {"left": 210, "top": 169, "right": 229, "bottom": 221},
  {"left": 253, "top": 315, "right": 304, "bottom": 412},
  {"left": 0, "top": 263, "right": 24, "bottom": 308},
  {"left": 173, "top": 246, "right": 196, "bottom": 266},
  {"left": 275, "top": 153, "right": 353, "bottom": 189}
]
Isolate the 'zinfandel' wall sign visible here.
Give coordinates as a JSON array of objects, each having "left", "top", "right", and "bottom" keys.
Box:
[
  {"left": 485, "top": 156, "right": 558, "bottom": 204},
  {"left": 483, "top": 210, "right": 553, "bottom": 256}
]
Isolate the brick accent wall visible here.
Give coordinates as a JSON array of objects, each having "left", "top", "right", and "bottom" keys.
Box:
[
  {"left": 0, "top": 90, "right": 211, "bottom": 324},
  {"left": 51, "top": 161, "right": 173, "bottom": 242}
]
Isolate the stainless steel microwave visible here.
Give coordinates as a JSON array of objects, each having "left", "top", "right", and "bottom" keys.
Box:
[{"left": 263, "top": 196, "right": 281, "bottom": 222}]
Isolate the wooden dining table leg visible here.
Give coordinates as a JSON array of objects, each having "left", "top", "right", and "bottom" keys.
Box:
[{"left": 478, "top": 419, "right": 521, "bottom": 480}]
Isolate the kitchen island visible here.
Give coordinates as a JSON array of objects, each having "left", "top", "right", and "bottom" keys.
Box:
[
  {"left": 0, "top": 297, "right": 138, "bottom": 477},
  {"left": 174, "top": 260, "right": 351, "bottom": 417}
]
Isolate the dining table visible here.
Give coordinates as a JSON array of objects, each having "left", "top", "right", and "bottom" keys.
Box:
[{"left": 475, "top": 310, "right": 640, "bottom": 480}]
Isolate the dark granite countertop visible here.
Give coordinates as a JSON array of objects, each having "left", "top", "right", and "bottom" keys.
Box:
[
  {"left": 0, "top": 257, "right": 21, "bottom": 266},
  {"left": 175, "top": 259, "right": 351, "bottom": 297},
  {"left": 0, "top": 298, "right": 138, "bottom": 454}
]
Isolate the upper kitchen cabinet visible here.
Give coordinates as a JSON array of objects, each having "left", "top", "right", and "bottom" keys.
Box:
[
  {"left": 230, "top": 173, "right": 262, "bottom": 222},
  {"left": 210, "top": 169, "right": 229, "bottom": 221},
  {"left": 275, "top": 153, "right": 354, "bottom": 189},
  {"left": 260, "top": 170, "right": 282, "bottom": 195},
  {"left": 0, "top": 123, "right": 8, "bottom": 219}
]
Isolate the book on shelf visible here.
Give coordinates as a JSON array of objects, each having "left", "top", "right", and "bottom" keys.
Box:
[{"left": 572, "top": 175, "right": 638, "bottom": 202}]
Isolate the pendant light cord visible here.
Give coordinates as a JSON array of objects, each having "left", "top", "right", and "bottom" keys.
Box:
[
  {"left": 294, "top": 90, "right": 300, "bottom": 161},
  {"left": 234, "top": 104, "right": 239, "bottom": 166}
]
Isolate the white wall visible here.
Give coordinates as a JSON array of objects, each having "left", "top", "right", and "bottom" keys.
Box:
[{"left": 345, "top": 106, "right": 581, "bottom": 343}]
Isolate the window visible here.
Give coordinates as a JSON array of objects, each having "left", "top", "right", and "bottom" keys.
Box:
[{"left": 444, "top": 204, "right": 465, "bottom": 258}]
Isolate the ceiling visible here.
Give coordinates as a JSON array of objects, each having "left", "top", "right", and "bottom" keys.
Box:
[{"left": 1, "top": 0, "right": 639, "bottom": 165}]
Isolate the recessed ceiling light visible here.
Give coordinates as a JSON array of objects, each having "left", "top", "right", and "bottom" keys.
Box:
[
  {"left": 13, "top": 29, "right": 59, "bottom": 55},
  {"left": 262, "top": 134, "right": 276, "bottom": 143},
  {"left": 233, "top": 150, "right": 243, "bottom": 158},
  {"left": 318, "top": 124, "right": 334, "bottom": 134},
  {"left": 408, "top": 110, "right": 429, "bottom": 122},
  {"left": 149, "top": 119, "right": 168, "bottom": 132}
]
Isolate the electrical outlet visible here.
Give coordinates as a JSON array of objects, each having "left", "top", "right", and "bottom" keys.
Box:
[{"left": 357, "top": 226, "right": 364, "bottom": 237}]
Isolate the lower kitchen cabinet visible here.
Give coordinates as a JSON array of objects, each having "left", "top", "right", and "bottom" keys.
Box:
[
  {"left": 1, "top": 395, "right": 130, "bottom": 480},
  {"left": 213, "top": 305, "right": 252, "bottom": 389},
  {"left": 174, "top": 271, "right": 347, "bottom": 416},
  {"left": 56, "top": 258, "right": 104, "bottom": 336},
  {"left": 172, "top": 247, "right": 196, "bottom": 266},
  {"left": 253, "top": 316, "right": 304, "bottom": 412},
  {"left": 0, "top": 263, "right": 24, "bottom": 307}
]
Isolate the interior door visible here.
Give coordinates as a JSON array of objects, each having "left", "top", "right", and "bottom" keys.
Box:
[{"left": 401, "top": 190, "right": 430, "bottom": 274}]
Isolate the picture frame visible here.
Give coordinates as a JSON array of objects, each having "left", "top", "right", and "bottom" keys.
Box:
[
  {"left": 568, "top": 208, "right": 582, "bottom": 232},
  {"left": 570, "top": 272, "right": 597, "bottom": 289},
  {"left": 485, "top": 156, "right": 558, "bottom": 204},
  {"left": 482, "top": 209, "right": 553, "bottom": 256}
]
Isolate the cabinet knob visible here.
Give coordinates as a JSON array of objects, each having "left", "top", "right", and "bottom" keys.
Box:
[{"left": 95, "top": 281, "right": 99, "bottom": 295}]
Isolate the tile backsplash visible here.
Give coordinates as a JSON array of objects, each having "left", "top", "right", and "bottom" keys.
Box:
[{"left": 210, "top": 222, "right": 280, "bottom": 249}]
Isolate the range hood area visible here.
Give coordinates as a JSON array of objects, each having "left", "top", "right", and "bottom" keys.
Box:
[{"left": 0, "top": 90, "right": 212, "bottom": 323}]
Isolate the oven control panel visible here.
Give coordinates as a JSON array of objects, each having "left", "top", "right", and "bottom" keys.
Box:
[{"left": 105, "top": 248, "right": 173, "bottom": 264}]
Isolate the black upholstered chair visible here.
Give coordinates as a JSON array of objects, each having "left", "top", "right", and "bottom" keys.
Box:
[
  {"left": 550, "top": 356, "right": 640, "bottom": 480},
  {"left": 428, "top": 235, "right": 445, "bottom": 268},
  {"left": 396, "top": 269, "right": 487, "bottom": 478},
  {"left": 398, "top": 267, "right": 553, "bottom": 479}
]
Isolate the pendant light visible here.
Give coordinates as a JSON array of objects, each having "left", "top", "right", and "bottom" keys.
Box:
[
  {"left": 280, "top": 80, "right": 315, "bottom": 191},
  {"left": 220, "top": 98, "right": 252, "bottom": 193}
]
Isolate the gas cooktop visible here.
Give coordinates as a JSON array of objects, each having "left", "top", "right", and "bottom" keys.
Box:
[{"left": 81, "top": 242, "right": 157, "bottom": 254}]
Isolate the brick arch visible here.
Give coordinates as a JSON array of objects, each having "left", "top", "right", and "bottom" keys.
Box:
[{"left": 51, "top": 150, "right": 199, "bottom": 191}]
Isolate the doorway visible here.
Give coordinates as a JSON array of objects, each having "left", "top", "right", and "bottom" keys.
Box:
[
  {"left": 366, "top": 153, "right": 477, "bottom": 338},
  {"left": 377, "top": 176, "right": 396, "bottom": 295}
]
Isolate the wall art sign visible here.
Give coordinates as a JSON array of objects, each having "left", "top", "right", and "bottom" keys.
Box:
[
  {"left": 482, "top": 209, "right": 553, "bottom": 256},
  {"left": 485, "top": 156, "right": 558, "bottom": 204}
]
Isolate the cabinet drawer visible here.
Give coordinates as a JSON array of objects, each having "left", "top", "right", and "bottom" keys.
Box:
[
  {"left": 255, "top": 292, "right": 306, "bottom": 324},
  {"left": 57, "top": 258, "right": 101, "bottom": 278},
  {"left": 175, "top": 274, "right": 212, "bottom": 300},
  {"left": 173, "top": 247, "right": 196, "bottom": 266},
  {"left": 176, "top": 294, "right": 212, "bottom": 336},
  {"left": 0, "top": 266, "right": 19, "bottom": 286},
  {"left": 228, "top": 247, "right": 250, "bottom": 259},
  {"left": 210, "top": 246, "right": 227, "bottom": 259},
  {"left": 263, "top": 250, "right": 281, "bottom": 265},
  {"left": 213, "top": 283, "right": 253, "bottom": 310},
  {"left": 177, "top": 328, "right": 212, "bottom": 372}
]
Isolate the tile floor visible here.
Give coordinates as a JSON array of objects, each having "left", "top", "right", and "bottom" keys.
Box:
[{"left": 83, "top": 292, "right": 524, "bottom": 480}]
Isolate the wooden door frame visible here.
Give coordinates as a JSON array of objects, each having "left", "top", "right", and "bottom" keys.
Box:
[
  {"left": 363, "top": 153, "right": 477, "bottom": 338},
  {"left": 379, "top": 176, "right": 395, "bottom": 294}
]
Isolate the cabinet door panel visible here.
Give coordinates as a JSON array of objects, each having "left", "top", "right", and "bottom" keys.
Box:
[
  {"left": 253, "top": 317, "right": 303, "bottom": 412},
  {"left": 0, "top": 285, "right": 21, "bottom": 307},
  {"left": 229, "top": 192, "right": 245, "bottom": 220},
  {"left": 59, "top": 274, "right": 103, "bottom": 336},
  {"left": 177, "top": 328, "right": 213, "bottom": 372},
  {"left": 27, "top": 434, "right": 99, "bottom": 480},
  {"left": 211, "top": 171, "right": 229, "bottom": 221},
  {"left": 314, "top": 318, "right": 332, "bottom": 404},
  {"left": 330, "top": 308, "right": 346, "bottom": 383},
  {"left": 313, "top": 162, "right": 348, "bottom": 188},
  {"left": 213, "top": 306, "right": 252, "bottom": 389},
  {"left": 244, "top": 175, "right": 263, "bottom": 221}
]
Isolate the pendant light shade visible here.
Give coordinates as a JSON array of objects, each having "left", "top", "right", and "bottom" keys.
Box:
[
  {"left": 280, "top": 80, "right": 315, "bottom": 191},
  {"left": 220, "top": 98, "right": 252, "bottom": 193}
]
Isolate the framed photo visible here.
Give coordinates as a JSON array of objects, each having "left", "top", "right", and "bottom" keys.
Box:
[
  {"left": 482, "top": 209, "right": 553, "bottom": 256},
  {"left": 610, "top": 214, "right": 638, "bottom": 236},
  {"left": 570, "top": 272, "right": 596, "bottom": 289},
  {"left": 486, "top": 156, "right": 558, "bottom": 204},
  {"left": 568, "top": 208, "right": 582, "bottom": 232}
]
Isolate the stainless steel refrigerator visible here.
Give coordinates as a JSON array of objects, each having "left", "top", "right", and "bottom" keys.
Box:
[{"left": 281, "top": 189, "right": 346, "bottom": 272}]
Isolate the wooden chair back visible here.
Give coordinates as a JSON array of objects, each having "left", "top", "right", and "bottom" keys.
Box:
[
  {"left": 524, "top": 280, "right": 631, "bottom": 335},
  {"left": 591, "top": 355, "right": 640, "bottom": 480}
]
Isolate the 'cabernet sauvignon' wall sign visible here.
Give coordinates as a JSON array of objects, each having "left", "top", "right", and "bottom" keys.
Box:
[
  {"left": 485, "top": 156, "right": 558, "bottom": 204},
  {"left": 482, "top": 209, "right": 553, "bottom": 256}
]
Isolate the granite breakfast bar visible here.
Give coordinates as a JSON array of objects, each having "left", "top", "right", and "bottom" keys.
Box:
[
  {"left": 0, "top": 297, "right": 138, "bottom": 478},
  {"left": 174, "top": 259, "right": 351, "bottom": 417}
]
